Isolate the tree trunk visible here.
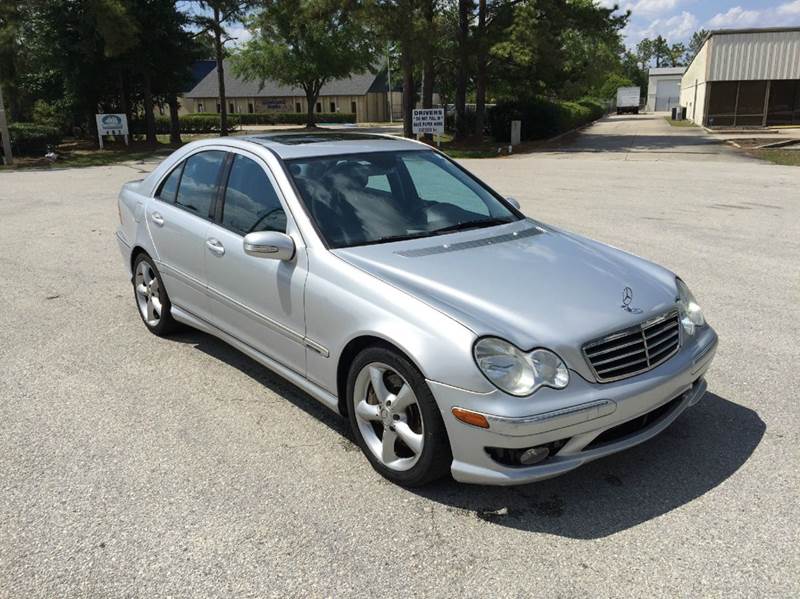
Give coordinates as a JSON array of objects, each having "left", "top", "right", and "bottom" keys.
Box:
[
  {"left": 168, "top": 95, "right": 182, "bottom": 145},
  {"left": 119, "top": 72, "right": 131, "bottom": 130},
  {"left": 214, "top": 6, "right": 228, "bottom": 137},
  {"left": 421, "top": 0, "right": 435, "bottom": 143},
  {"left": 142, "top": 72, "right": 156, "bottom": 145},
  {"left": 474, "top": 0, "right": 487, "bottom": 139},
  {"left": 454, "top": 0, "right": 471, "bottom": 141},
  {"left": 401, "top": 44, "right": 415, "bottom": 139},
  {"left": 305, "top": 87, "right": 317, "bottom": 128}
]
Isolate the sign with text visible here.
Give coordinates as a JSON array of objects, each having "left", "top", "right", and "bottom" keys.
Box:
[
  {"left": 411, "top": 108, "right": 445, "bottom": 135},
  {"left": 96, "top": 113, "right": 129, "bottom": 149}
]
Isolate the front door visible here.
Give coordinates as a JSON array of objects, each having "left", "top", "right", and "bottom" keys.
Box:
[
  {"left": 204, "top": 151, "right": 308, "bottom": 376},
  {"left": 146, "top": 149, "right": 227, "bottom": 322}
]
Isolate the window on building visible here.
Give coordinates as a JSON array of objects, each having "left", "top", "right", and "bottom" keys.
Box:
[
  {"left": 248, "top": 103, "right": 254, "bottom": 114},
  {"left": 767, "top": 80, "right": 800, "bottom": 126},
  {"left": 316, "top": 102, "right": 322, "bottom": 113},
  {"left": 330, "top": 101, "right": 336, "bottom": 113},
  {"left": 351, "top": 101, "right": 357, "bottom": 114},
  {"left": 295, "top": 102, "right": 302, "bottom": 113},
  {"left": 197, "top": 103, "right": 204, "bottom": 113},
  {"left": 175, "top": 151, "right": 226, "bottom": 219},
  {"left": 222, "top": 155, "right": 286, "bottom": 235},
  {"left": 229, "top": 102, "right": 235, "bottom": 114},
  {"left": 216, "top": 103, "right": 221, "bottom": 113}
]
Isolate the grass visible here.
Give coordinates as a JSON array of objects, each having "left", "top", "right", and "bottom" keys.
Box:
[
  {"left": 664, "top": 117, "right": 696, "bottom": 128},
  {"left": 0, "top": 135, "right": 217, "bottom": 170},
  {"left": 749, "top": 148, "right": 800, "bottom": 166}
]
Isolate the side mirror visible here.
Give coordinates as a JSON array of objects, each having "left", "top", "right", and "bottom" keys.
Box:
[
  {"left": 243, "top": 231, "right": 295, "bottom": 261},
  {"left": 506, "top": 196, "right": 521, "bottom": 210}
]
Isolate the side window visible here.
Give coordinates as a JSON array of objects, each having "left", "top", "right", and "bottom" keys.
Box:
[
  {"left": 156, "top": 162, "right": 183, "bottom": 203},
  {"left": 175, "top": 150, "right": 226, "bottom": 218},
  {"left": 221, "top": 155, "right": 286, "bottom": 235},
  {"left": 401, "top": 154, "right": 489, "bottom": 217},
  {"left": 366, "top": 174, "right": 391, "bottom": 193}
]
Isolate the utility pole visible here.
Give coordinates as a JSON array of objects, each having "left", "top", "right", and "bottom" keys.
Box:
[{"left": 0, "top": 84, "right": 12, "bottom": 166}]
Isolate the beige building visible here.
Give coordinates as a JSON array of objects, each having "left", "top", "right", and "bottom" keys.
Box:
[
  {"left": 681, "top": 27, "right": 800, "bottom": 127},
  {"left": 181, "top": 61, "right": 392, "bottom": 123}
]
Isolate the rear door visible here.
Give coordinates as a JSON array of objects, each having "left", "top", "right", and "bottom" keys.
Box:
[
  {"left": 146, "top": 149, "right": 227, "bottom": 322},
  {"left": 204, "top": 150, "right": 308, "bottom": 376}
]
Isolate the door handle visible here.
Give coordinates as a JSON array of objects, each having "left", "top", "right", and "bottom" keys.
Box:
[
  {"left": 206, "top": 238, "right": 225, "bottom": 256},
  {"left": 150, "top": 211, "right": 165, "bottom": 226}
]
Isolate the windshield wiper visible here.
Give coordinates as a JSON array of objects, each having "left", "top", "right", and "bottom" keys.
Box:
[
  {"left": 429, "top": 218, "right": 514, "bottom": 236},
  {"left": 351, "top": 232, "right": 430, "bottom": 247}
]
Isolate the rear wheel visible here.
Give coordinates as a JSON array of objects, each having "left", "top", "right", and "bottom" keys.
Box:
[
  {"left": 347, "top": 347, "right": 451, "bottom": 486},
  {"left": 132, "top": 253, "right": 178, "bottom": 336}
]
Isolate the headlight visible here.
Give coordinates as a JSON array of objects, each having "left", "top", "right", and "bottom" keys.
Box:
[
  {"left": 676, "top": 278, "right": 705, "bottom": 335},
  {"left": 474, "top": 338, "right": 569, "bottom": 396}
]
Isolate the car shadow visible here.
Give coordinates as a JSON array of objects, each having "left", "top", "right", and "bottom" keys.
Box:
[
  {"left": 169, "top": 328, "right": 764, "bottom": 540},
  {"left": 412, "top": 392, "right": 764, "bottom": 538}
]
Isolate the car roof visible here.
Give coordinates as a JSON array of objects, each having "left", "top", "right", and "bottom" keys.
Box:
[{"left": 238, "top": 132, "right": 428, "bottom": 160}]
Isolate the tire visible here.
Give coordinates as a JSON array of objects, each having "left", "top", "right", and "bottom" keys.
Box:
[
  {"left": 346, "top": 346, "right": 452, "bottom": 487},
  {"left": 132, "top": 253, "right": 178, "bottom": 337}
]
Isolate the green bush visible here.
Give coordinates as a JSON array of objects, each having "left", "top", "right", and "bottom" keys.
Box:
[
  {"left": 31, "top": 100, "right": 72, "bottom": 134},
  {"left": 487, "top": 96, "right": 607, "bottom": 142},
  {"left": 131, "top": 111, "right": 356, "bottom": 135},
  {"left": 7, "top": 122, "right": 63, "bottom": 155}
]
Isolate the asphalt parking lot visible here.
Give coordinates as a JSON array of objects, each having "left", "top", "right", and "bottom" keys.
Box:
[{"left": 1, "top": 114, "right": 799, "bottom": 597}]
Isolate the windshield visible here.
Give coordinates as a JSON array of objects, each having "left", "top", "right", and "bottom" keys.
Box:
[{"left": 286, "top": 150, "right": 520, "bottom": 248}]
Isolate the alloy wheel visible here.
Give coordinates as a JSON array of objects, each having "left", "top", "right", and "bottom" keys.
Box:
[
  {"left": 352, "top": 362, "right": 425, "bottom": 471},
  {"left": 135, "top": 260, "right": 163, "bottom": 327}
]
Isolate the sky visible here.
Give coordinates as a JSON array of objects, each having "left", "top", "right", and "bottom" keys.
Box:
[{"left": 602, "top": 0, "right": 800, "bottom": 46}]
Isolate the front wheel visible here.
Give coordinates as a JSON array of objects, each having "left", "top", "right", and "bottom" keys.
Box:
[{"left": 346, "top": 347, "right": 451, "bottom": 487}]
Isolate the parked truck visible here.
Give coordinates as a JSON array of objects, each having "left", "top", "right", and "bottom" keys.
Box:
[{"left": 616, "top": 87, "right": 641, "bottom": 115}]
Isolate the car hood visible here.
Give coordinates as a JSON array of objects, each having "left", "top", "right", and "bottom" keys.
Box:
[{"left": 333, "top": 219, "right": 679, "bottom": 381}]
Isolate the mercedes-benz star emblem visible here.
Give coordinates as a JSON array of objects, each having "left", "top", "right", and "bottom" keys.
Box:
[{"left": 621, "top": 286, "right": 643, "bottom": 313}]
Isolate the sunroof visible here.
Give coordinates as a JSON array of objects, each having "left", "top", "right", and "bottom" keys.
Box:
[{"left": 249, "top": 132, "right": 387, "bottom": 145}]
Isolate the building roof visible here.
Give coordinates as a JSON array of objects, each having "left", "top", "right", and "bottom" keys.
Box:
[
  {"left": 185, "top": 60, "right": 385, "bottom": 99},
  {"left": 183, "top": 60, "right": 217, "bottom": 93},
  {"left": 648, "top": 67, "right": 686, "bottom": 77}
]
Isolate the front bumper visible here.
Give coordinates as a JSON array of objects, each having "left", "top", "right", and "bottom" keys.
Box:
[{"left": 429, "top": 326, "right": 718, "bottom": 485}]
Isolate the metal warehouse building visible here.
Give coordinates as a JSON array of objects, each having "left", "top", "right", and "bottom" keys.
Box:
[
  {"left": 646, "top": 67, "right": 686, "bottom": 112},
  {"left": 681, "top": 27, "right": 800, "bottom": 127}
]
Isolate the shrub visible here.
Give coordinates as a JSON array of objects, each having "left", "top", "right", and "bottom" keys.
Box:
[
  {"left": 130, "top": 111, "right": 356, "bottom": 136},
  {"left": 7, "top": 123, "right": 63, "bottom": 155},
  {"left": 487, "top": 96, "right": 607, "bottom": 142},
  {"left": 31, "top": 100, "right": 72, "bottom": 134}
]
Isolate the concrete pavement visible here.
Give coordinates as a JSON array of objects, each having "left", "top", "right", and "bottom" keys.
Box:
[{"left": 1, "top": 124, "right": 798, "bottom": 597}]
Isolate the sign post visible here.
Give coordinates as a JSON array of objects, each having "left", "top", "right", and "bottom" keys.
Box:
[
  {"left": 95, "top": 113, "right": 129, "bottom": 149},
  {"left": 411, "top": 108, "right": 445, "bottom": 147},
  {"left": 0, "top": 85, "right": 12, "bottom": 166}
]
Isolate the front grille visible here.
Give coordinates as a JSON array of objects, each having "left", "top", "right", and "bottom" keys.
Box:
[{"left": 583, "top": 310, "right": 681, "bottom": 382}]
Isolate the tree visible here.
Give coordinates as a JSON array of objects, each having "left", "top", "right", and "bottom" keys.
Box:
[
  {"left": 667, "top": 42, "right": 686, "bottom": 67},
  {"left": 652, "top": 35, "right": 670, "bottom": 67},
  {"left": 688, "top": 29, "right": 708, "bottom": 61},
  {"left": 453, "top": 0, "right": 473, "bottom": 141},
  {"left": 233, "top": 0, "right": 375, "bottom": 128},
  {"left": 191, "top": 1, "right": 250, "bottom": 136}
]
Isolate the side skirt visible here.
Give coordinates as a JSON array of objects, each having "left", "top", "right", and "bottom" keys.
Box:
[{"left": 171, "top": 304, "right": 342, "bottom": 415}]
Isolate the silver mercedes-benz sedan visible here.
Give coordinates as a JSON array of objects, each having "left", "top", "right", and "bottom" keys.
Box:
[{"left": 116, "top": 133, "right": 717, "bottom": 486}]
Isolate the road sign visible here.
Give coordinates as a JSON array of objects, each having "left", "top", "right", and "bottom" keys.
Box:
[
  {"left": 412, "top": 108, "right": 445, "bottom": 135},
  {"left": 95, "top": 113, "right": 129, "bottom": 149}
]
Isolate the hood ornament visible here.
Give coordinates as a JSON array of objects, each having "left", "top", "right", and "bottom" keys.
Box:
[{"left": 621, "top": 286, "right": 643, "bottom": 314}]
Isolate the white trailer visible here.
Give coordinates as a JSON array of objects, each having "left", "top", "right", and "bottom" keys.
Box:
[{"left": 616, "top": 87, "right": 641, "bottom": 115}]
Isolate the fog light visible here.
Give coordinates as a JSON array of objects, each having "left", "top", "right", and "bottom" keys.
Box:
[{"left": 519, "top": 446, "right": 550, "bottom": 466}]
